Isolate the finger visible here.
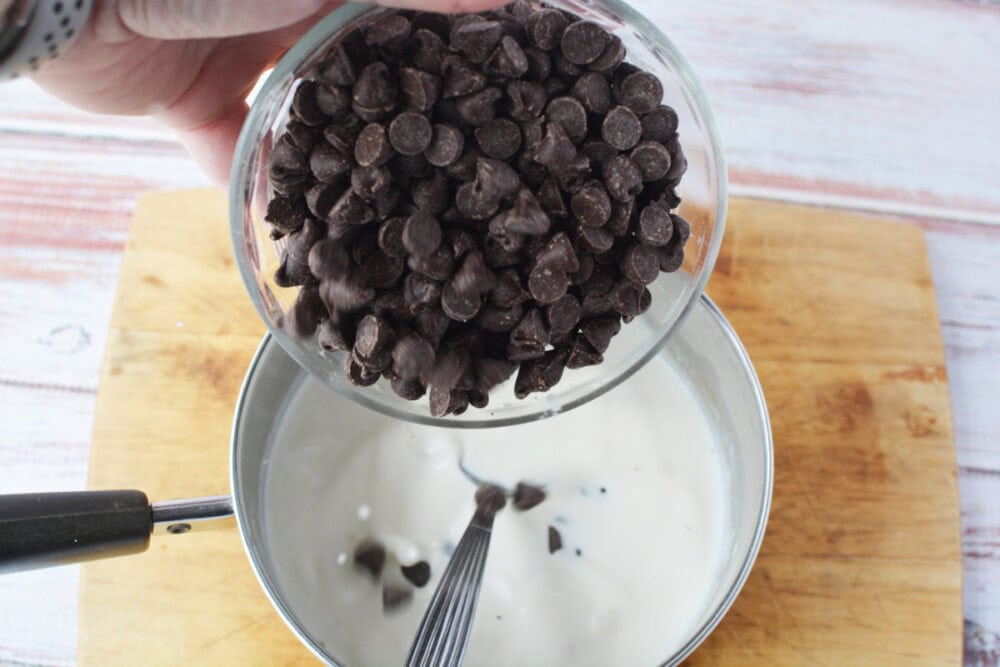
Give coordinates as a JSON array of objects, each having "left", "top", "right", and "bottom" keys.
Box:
[
  {"left": 375, "top": 0, "right": 509, "bottom": 11},
  {"left": 117, "top": 0, "right": 339, "bottom": 39},
  {"left": 174, "top": 101, "right": 249, "bottom": 187}
]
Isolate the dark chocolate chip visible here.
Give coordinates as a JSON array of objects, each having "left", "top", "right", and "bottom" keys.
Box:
[
  {"left": 536, "top": 231, "right": 580, "bottom": 272},
  {"left": 402, "top": 209, "right": 442, "bottom": 258},
  {"left": 314, "top": 83, "right": 352, "bottom": 119},
  {"left": 571, "top": 72, "right": 611, "bottom": 114},
  {"left": 602, "top": 105, "right": 642, "bottom": 151},
  {"left": 641, "top": 105, "right": 679, "bottom": 143},
  {"left": 475, "top": 356, "right": 516, "bottom": 391},
  {"left": 308, "top": 238, "right": 350, "bottom": 280},
  {"left": 560, "top": 21, "right": 611, "bottom": 65},
  {"left": 408, "top": 245, "right": 455, "bottom": 281},
  {"left": 327, "top": 190, "right": 375, "bottom": 228},
  {"left": 484, "top": 36, "right": 529, "bottom": 79},
  {"left": 401, "top": 561, "right": 431, "bottom": 588},
  {"left": 513, "top": 483, "right": 546, "bottom": 511},
  {"left": 570, "top": 180, "right": 612, "bottom": 227},
  {"left": 474, "top": 484, "right": 507, "bottom": 521},
  {"left": 355, "top": 313, "right": 393, "bottom": 360},
  {"left": 580, "top": 139, "right": 617, "bottom": 170},
  {"left": 532, "top": 121, "right": 576, "bottom": 167},
  {"left": 664, "top": 135, "right": 688, "bottom": 180},
  {"left": 448, "top": 229, "right": 478, "bottom": 258},
  {"left": 309, "top": 142, "right": 352, "bottom": 183},
  {"left": 382, "top": 583, "right": 413, "bottom": 611},
  {"left": 526, "top": 9, "right": 569, "bottom": 50},
  {"left": 321, "top": 269, "right": 375, "bottom": 313},
  {"left": 475, "top": 118, "right": 522, "bottom": 159},
  {"left": 363, "top": 250, "right": 405, "bottom": 289},
  {"left": 536, "top": 178, "right": 568, "bottom": 219},
  {"left": 551, "top": 154, "right": 591, "bottom": 194},
  {"left": 281, "top": 284, "right": 326, "bottom": 338},
  {"left": 607, "top": 198, "right": 635, "bottom": 237},
  {"left": 453, "top": 251, "right": 495, "bottom": 296},
  {"left": 657, "top": 241, "right": 685, "bottom": 272},
  {"left": 451, "top": 20, "right": 503, "bottom": 63},
  {"left": 581, "top": 316, "right": 621, "bottom": 353},
  {"left": 616, "top": 70, "right": 664, "bottom": 115},
  {"left": 399, "top": 67, "right": 441, "bottom": 112},
  {"left": 291, "top": 81, "right": 331, "bottom": 126},
  {"left": 351, "top": 165, "right": 391, "bottom": 201},
  {"left": 609, "top": 279, "right": 646, "bottom": 317},
  {"left": 323, "top": 117, "right": 363, "bottom": 155},
  {"left": 392, "top": 332, "right": 436, "bottom": 381},
  {"left": 414, "top": 306, "right": 450, "bottom": 346},
  {"left": 520, "top": 117, "right": 544, "bottom": 150},
  {"left": 284, "top": 120, "right": 322, "bottom": 156},
  {"left": 491, "top": 269, "right": 528, "bottom": 308},
  {"left": 424, "top": 124, "right": 465, "bottom": 166},
  {"left": 441, "top": 280, "right": 482, "bottom": 321},
  {"left": 404, "top": 272, "right": 442, "bottom": 312},
  {"left": 318, "top": 318, "right": 351, "bottom": 352},
  {"left": 566, "top": 335, "right": 603, "bottom": 368},
  {"left": 352, "top": 62, "right": 397, "bottom": 116},
  {"left": 523, "top": 46, "right": 552, "bottom": 81},
  {"left": 602, "top": 155, "right": 643, "bottom": 201},
  {"left": 637, "top": 203, "right": 674, "bottom": 246},
  {"left": 498, "top": 187, "right": 550, "bottom": 236},
  {"left": 373, "top": 291, "right": 410, "bottom": 321},
  {"left": 672, "top": 213, "right": 691, "bottom": 245},
  {"left": 318, "top": 29, "right": 370, "bottom": 86},
  {"left": 265, "top": 192, "right": 310, "bottom": 235},
  {"left": 545, "top": 96, "right": 588, "bottom": 144},
  {"left": 378, "top": 217, "right": 407, "bottom": 258},
  {"left": 515, "top": 347, "right": 568, "bottom": 398},
  {"left": 388, "top": 111, "right": 433, "bottom": 156},
  {"left": 588, "top": 35, "right": 625, "bottom": 73},
  {"left": 393, "top": 153, "right": 433, "bottom": 179},
  {"left": 442, "top": 55, "right": 488, "bottom": 98},
  {"left": 508, "top": 308, "right": 550, "bottom": 360},
  {"left": 546, "top": 294, "right": 582, "bottom": 334},
  {"left": 630, "top": 140, "right": 672, "bottom": 182},
  {"left": 528, "top": 262, "right": 569, "bottom": 305},
  {"left": 353, "top": 540, "right": 386, "bottom": 578},
  {"left": 268, "top": 135, "right": 310, "bottom": 189},
  {"left": 570, "top": 253, "right": 594, "bottom": 285},
  {"left": 391, "top": 376, "right": 426, "bottom": 400},
  {"left": 507, "top": 81, "right": 548, "bottom": 121},
  {"left": 456, "top": 181, "right": 501, "bottom": 220},
  {"left": 476, "top": 157, "right": 521, "bottom": 202},
  {"left": 456, "top": 86, "right": 503, "bottom": 126},
  {"left": 411, "top": 28, "right": 448, "bottom": 74},
  {"left": 355, "top": 123, "right": 396, "bottom": 167},
  {"left": 429, "top": 386, "right": 469, "bottom": 417},
  {"left": 476, "top": 303, "right": 524, "bottom": 333},
  {"left": 576, "top": 223, "right": 614, "bottom": 253},
  {"left": 445, "top": 145, "right": 483, "bottom": 182},
  {"left": 276, "top": 218, "right": 325, "bottom": 287},
  {"left": 548, "top": 525, "right": 563, "bottom": 553},
  {"left": 552, "top": 51, "right": 584, "bottom": 79},
  {"left": 411, "top": 172, "right": 452, "bottom": 215},
  {"left": 305, "top": 182, "right": 347, "bottom": 219},
  {"left": 365, "top": 13, "right": 411, "bottom": 48}
]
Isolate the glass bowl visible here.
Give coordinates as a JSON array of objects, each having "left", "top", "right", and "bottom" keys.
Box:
[{"left": 229, "top": 0, "right": 728, "bottom": 427}]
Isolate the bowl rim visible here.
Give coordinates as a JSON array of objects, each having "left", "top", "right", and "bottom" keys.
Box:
[
  {"left": 229, "top": 294, "right": 773, "bottom": 666},
  {"left": 228, "top": 0, "right": 730, "bottom": 430}
]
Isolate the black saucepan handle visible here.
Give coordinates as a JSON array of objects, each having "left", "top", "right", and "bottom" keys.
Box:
[{"left": 0, "top": 490, "right": 152, "bottom": 574}]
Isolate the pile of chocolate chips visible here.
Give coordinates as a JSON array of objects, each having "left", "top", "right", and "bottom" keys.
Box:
[{"left": 268, "top": 0, "right": 689, "bottom": 416}]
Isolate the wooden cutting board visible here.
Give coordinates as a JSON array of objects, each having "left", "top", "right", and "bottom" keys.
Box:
[{"left": 80, "top": 190, "right": 962, "bottom": 665}]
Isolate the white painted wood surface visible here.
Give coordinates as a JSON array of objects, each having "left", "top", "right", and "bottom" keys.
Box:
[{"left": 0, "top": 0, "right": 998, "bottom": 664}]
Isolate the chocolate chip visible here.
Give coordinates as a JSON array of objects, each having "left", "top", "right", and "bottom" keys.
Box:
[
  {"left": 602, "top": 105, "right": 642, "bottom": 151},
  {"left": 411, "top": 28, "right": 448, "bottom": 74},
  {"left": 455, "top": 86, "right": 503, "bottom": 126},
  {"left": 657, "top": 241, "right": 685, "bottom": 272},
  {"left": 309, "top": 142, "right": 351, "bottom": 183},
  {"left": 570, "top": 253, "right": 594, "bottom": 284},
  {"left": 512, "top": 483, "right": 546, "bottom": 511},
  {"left": 515, "top": 347, "right": 568, "bottom": 398},
  {"left": 476, "top": 119, "right": 522, "bottom": 159},
  {"left": 484, "top": 36, "right": 529, "bottom": 79},
  {"left": 318, "top": 29, "right": 370, "bottom": 86},
  {"left": 491, "top": 269, "right": 528, "bottom": 308},
  {"left": 520, "top": 117, "right": 544, "bottom": 150},
  {"left": 353, "top": 62, "right": 397, "bottom": 118},
  {"left": 546, "top": 294, "right": 581, "bottom": 334},
  {"left": 382, "top": 583, "right": 413, "bottom": 611},
  {"left": 388, "top": 111, "right": 433, "bottom": 156},
  {"left": 366, "top": 13, "right": 411, "bottom": 48},
  {"left": 402, "top": 209, "right": 442, "bottom": 258},
  {"left": 560, "top": 21, "right": 611, "bottom": 65},
  {"left": 318, "top": 318, "right": 351, "bottom": 352},
  {"left": 291, "top": 81, "right": 330, "bottom": 126},
  {"left": 276, "top": 218, "right": 325, "bottom": 287},
  {"left": 664, "top": 135, "right": 688, "bottom": 180},
  {"left": 453, "top": 251, "right": 495, "bottom": 296},
  {"left": 315, "top": 83, "right": 352, "bottom": 120},
  {"left": 507, "top": 81, "right": 548, "bottom": 121},
  {"left": 548, "top": 525, "right": 563, "bottom": 553},
  {"left": 392, "top": 332, "right": 435, "bottom": 381},
  {"left": 630, "top": 140, "right": 672, "bottom": 182},
  {"left": 283, "top": 120, "right": 322, "bottom": 156},
  {"left": 566, "top": 335, "right": 603, "bottom": 368},
  {"left": 523, "top": 46, "right": 552, "bottom": 81},
  {"left": 377, "top": 217, "right": 407, "bottom": 258},
  {"left": 609, "top": 279, "right": 646, "bottom": 317},
  {"left": 391, "top": 376, "right": 426, "bottom": 400},
  {"left": 268, "top": 135, "right": 310, "bottom": 190},
  {"left": 445, "top": 145, "right": 483, "bottom": 182},
  {"left": 552, "top": 51, "right": 584, "bottom": 79},
  {"left": 526, "top": 9, "right": 569, "bottom": 49},
  {"left": 414, "top": 306, "right": 450, "bottom": 346},
  {"left": 476, "top": 303, "right": 524, "bottom": 333},
  {"left": 399, "top": 67, "right": 441, "bottom": 112},
  {"left": 363, "top": 250, "right": 405, "bottom": 289},
  {"left": 412, "top": 172, "right": 452, "bottom": 215},
  {"left": 327, "top": 190, "right": 374, "bottom": 227},
  {"left": 575, "top": 222, "right": 614, "bottom": 253},
  {"left": 265, "top": 193, "right": 310, "bottom": 235},
  {"left": 442, "top": 55, "right": 487, "bottom": 98},
  {"left": 536, "top": 178, "right": 568, "bottom": 219},
  {"left": 305, "top": 182, "right": 347, "bottom": 219},
  {"left": 588, "top": 35, "right": 625, "bottom": 73},
  {"left": 672, "top": 213, "right": 691, "bottom": 245},
  {"left": 570, "top": 72, "right": 611, "bottom": 115},
  {"left": 448, "top": 229, "right": 478, "bottom": 258},
  {"left": 528, "top": 261, "right": 569, "bottom": 305},
  {"left": 581, "top": 316, "right": 621, "bottom": 353},
  {"left": 551, "top": 154, "right": 591, "bottom": 194},
  {"left": 354, "top": 314, "right": 392, "bottom": 361},
  {"left": 496, "top": 188, "right": 550, "bottom": 237},
  {"left": 281, "top": 285, "right": 326, "bottom": 338},
  {"left": 607, "top": 198, "right": 635, "bottom": 237},
  {"left": 404, "top": 272, "right": 442, "bottom": 313},
  {"left": 401, "top": 561, "right": 431, "bottom": 588},
  {"left": 413, "top": 11, "right": 451, "bottom": 39},
  {"left": 616, "top": 70, "right": 663, "bottom": 115},
  {"left": 580, "top": 139, "right": 616, "bottom": 171},
  {"left": 393, "top": 153, "right": 433, "bottom": 179},
  {"left": 456, "top": 181, "right": 500, "bottom": 220},
  {"left": 429, "top": 385, "right": 469, "bottom": 416},
  {"left": 409, "top": 245, "right": 455, "bottom": 281},
  {"left": 451, "top": 19, "right": 503, "bottom": 63},
  {"left": 636, "top": 203, "right": 674, "bottom": 246},
  {"left": 641, "top": 105, "right": 679, "bottom": 143},
  {"left": 308, "top": 238, "right": 350, "bottom": 280},
  {"left": 537, "top": 232, "right": 580, "bottom": 272},
  {"left": 350, "top": 165, "right": 390, "bottom": 201},
  {"left": 441, "top": 280, "right": 482, "bottom": 321},
  {"left": 602, "top": 155, "right": 643, "bottom": 201},
  {"left": 532, "top": 121, "right": 576, "bottom": 167},
  {"left": 353, "top": 540, "right": 386, "bottom": 578},
  {"left": 323, "top": 118, "right": 362, "bottom": 155},
  {"left": 424, "top": 124, "right": 464, "bottom": 166},
  {"left": 508, "top": 308, "right": 549, "bottom": 360},
  {"left": 516, "top": 153, "right": 549, "bottom": 189},
  {"left": 355, "top": 123, "right": 395, "bottom": 167},
  {"left": 321, "top": 269, "right": 375, "bottom": 313},
  {"left": 570, "top": 180, "right": 612, "bottom": 227}
]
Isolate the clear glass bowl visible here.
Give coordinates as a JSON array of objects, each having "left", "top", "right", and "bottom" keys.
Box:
[{"left": 229, "top": 0, "right": 728, "bottom": 427}]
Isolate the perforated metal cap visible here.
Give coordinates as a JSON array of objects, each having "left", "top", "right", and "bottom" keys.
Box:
[{"left": 1, "top": 0, "right": 92, "bottom": 80}]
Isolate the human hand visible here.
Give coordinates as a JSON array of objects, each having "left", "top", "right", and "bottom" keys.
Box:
[{"left": 30, "top": 0, "right": 505, "bottom": 185}]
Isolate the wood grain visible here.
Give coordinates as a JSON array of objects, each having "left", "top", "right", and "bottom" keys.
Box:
[{"left": 79, "top": 191, "right": 961, "bottom": 666}]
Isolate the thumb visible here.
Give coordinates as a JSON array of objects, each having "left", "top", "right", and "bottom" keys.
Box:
[{"left": 117, "top": 0, "right": 337, "bottom": 39}]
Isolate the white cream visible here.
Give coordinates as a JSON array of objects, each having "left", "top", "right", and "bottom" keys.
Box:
[{"left": 263, "top": 356, "right": 729, "bottom": 666}]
